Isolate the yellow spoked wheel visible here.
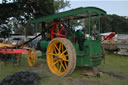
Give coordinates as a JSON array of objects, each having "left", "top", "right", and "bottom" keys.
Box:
[
  {"left": 47, "top": 38, "right": 76, "bottom": 76},
  {"left": 27, "top": 49, "right": 35, "bottom": 67}
]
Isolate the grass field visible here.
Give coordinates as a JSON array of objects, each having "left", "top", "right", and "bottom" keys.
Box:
[
  {"left": 0, "top": 54, "right": 34, "bottom": 80},
  {"left": 0, "top": 53, "right": 128, "bottom": 85},
  {"left": 70, "top": 54, "right": 128, "bottom": 85}
]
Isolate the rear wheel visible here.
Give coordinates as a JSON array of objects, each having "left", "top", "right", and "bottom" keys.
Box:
[{"left": 46, "top": 38, "right": 76, "bottom": 76}]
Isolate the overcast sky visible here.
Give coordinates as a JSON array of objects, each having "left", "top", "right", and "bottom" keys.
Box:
[
  {"left": 0, "top": 0, "right": 128, "bottom": 16},
  {"left": 63, "top": 0, "right": 128, "bottom": 16}
]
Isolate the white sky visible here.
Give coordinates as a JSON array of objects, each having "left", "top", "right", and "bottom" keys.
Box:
[
  {"left": 63, "top": 0, "right": 128, "bottom": 16},
  {"left": 0, "top": 0, "right": 128, "bottom": 16},
  {"left": 0, "top": 0, "right": 13, "bottom": 3}
]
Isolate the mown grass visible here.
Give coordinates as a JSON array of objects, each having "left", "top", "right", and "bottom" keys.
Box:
[
  {"left": 0, "top": 54, "right": 34, "bottom": 80},
  {"left": 100, "top": 53, "right": 128, "bottom": 75},
  {"left": 70, "top": 53, "right": 128, "bottom": 85},
  {"left": 0, "top": 53, "right": 128, "bottom": 85}
]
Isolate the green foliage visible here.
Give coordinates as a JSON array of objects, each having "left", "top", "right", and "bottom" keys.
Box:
[
  {"left": 83, "top": 14, "right": 128, "bottom": 34},
  {"left": 54, "top": 0, "right": 70, "bottom": 12},
  {"left": 101, "top": 14, "right": 128, "bottom": 33},
  {"left": 0, "top": 0, "right": 70, "bottom": 23},
  {"left": 0, "top": 0, "right": 70, "bottom": 36}
]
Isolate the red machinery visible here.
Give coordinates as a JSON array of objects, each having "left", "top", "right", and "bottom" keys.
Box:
[
  {"left": 0, "top": 43, "right": 35, "bottom": 67},
  {"left": 102, "top": 32, "right": 116, "bottom": 42}
]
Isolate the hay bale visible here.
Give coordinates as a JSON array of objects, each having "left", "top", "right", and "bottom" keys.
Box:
[{"left": 102, "top": 38, "right": 118, "bottom": 50}]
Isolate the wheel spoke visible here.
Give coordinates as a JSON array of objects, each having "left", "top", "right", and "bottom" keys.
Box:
[
  {"left": 28, "top": 50, "right": 35, "bottom": 67},
  {"left": 61, "top": 49, "right": 67, "bottom": 56},
  {"left": 52, "top": 32, "right": 57, "bottom": 35},
  {"left": 63, "top": 59, "right": 69, "bottom": 62},
  {"left": 59, "top": 64, "right": 62, "bottom": 72},
  {"left": 59, "top": 43, "right": 62, "bottom": 51},
  {"left": 29, "top": 52, "right": 32, "bottom": 57},
  {"left": 53, "top": 57, "right": 57, "bottom": 61},
  {"left": 60, "top": 61, "right": 66, "bottom": 71},
  {"left": 64, "top": 54, "right": 68, "bottom": 57},
  {"left": 32, "top": 56, "right": 35, "bottom": 60},
  {"left": 52, "top": 60, "right": 59, "bottom": 66},
  {"left": 28, "top": 56, "right": 31, "bottom": 60},
  {"left": 53, "top": 47, "right": 57, "bottom": 54},
  {"left": 64, "top": 62, "right": 68, "bottom": 68},
  {"left": 56, "top": 24, "right": 59, "bottom": 33},
  {"left": 56, "top": 61, "right": 60, "bottom": 69},
  {"left": 61, "top": 54, "right": 69, "bottom": 62},
  {"left": 59, "top": 26, "right": 64, "bottom": 34},
  {"left": 54, "top": 44, "right": 59, "bottom": 53},
  {"left": 59, "top": 34, "right": 65, "bottom": 37}
]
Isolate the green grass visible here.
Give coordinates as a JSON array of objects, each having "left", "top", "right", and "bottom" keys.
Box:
[
  {"left": 0, "top": 53, "right": 128, "bottom": 85},
  {"left": 100, "top": 53, "right": 128, "bottom": 75},
  {"left": 69, "top": 53, "right": 128, "bottom": 85},
  {"left": 0, "top": 54, "right": 34, "bottom": 80}
]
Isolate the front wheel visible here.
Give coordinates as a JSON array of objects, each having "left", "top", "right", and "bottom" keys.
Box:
[{"left": 46, "top": 38, "right": 76, "bottom": 76}]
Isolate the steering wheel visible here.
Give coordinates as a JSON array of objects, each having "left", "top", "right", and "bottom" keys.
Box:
[{"left": 51, "top": 22, "right": 67, "bottom": 40}]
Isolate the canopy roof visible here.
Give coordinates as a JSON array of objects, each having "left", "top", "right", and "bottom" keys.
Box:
[{"left": 30, "top": 7, "right": 106, "bottom": 24}]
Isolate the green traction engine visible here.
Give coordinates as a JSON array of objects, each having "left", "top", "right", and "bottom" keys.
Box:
[{"left": 30, "top": 7, "right": 106, "bottom": 76}]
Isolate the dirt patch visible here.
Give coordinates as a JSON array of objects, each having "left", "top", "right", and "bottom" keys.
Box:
[
  {"left": 102, "top": 71, "right": 128, "bottom": 80},
  {"left": 32, "top": 63, "right": 101, "bottom": 85},
  {"left": 31, "top": 61, "right": 128, "bottom": 85}
]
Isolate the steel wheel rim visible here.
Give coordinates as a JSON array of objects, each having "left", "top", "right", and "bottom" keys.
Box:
[
  {"left": 47, "top": 40, "right": 69, "bottom": 75},
  {"left": 47, "top": 38, "right": 76, "bottom": 76}
]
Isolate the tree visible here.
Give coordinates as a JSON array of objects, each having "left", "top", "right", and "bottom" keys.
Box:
[
  {"left": 101, "top": 14, "right": 128, "bottom": 34},
  {"left": 54, "top": 0, "right": 70, "bottom": 12},
  {"left": 0, "top": 0, "right": 70, "bottom": 36}
]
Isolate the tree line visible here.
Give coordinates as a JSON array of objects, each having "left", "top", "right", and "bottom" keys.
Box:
[
  {"left": 0, "top": 0, "right": 70, "bottom": 37},
  {"left": 101, "top": 14, "right": 128, "bottom": 34},
  {"left": 0, "top": 0, "right": 128, "bottom": 38}
]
